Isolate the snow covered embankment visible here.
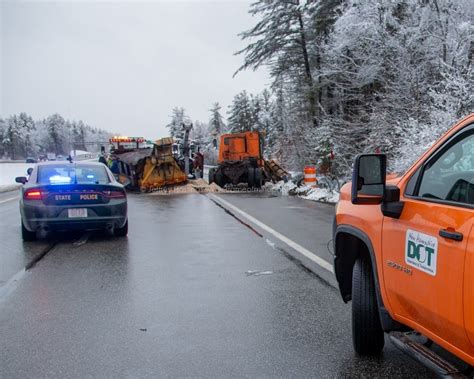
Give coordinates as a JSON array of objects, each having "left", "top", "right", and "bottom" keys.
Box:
[
  {"left": 265, "top": 178, "right": 340, "bottom": 204},
  {"left": 0, "top": 163, "right": 33, "bottom": 193}
]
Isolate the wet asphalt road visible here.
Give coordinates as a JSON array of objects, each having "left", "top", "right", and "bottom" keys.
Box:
[{"left": 0, "top": 190, "right": 432, "bottom": 377}]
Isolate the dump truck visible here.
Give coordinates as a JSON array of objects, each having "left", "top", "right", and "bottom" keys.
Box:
[{"left": 208, "top": 131, "right": 289, "bottom": 188}]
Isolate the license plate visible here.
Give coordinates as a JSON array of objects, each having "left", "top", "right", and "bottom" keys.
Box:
[{"left": 68, "top": 208, "right": 88, "bottom": 218}]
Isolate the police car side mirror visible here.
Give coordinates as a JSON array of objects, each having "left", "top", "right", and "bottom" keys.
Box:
[
  {"left": 27, "top": 168, "right": 33, "bottom": 176},
  {"left": 16, "top": 176, "right": 27, "bottom": 184},
  {"left": 351, "top": 154, "right": 386, "bottom": 205}
]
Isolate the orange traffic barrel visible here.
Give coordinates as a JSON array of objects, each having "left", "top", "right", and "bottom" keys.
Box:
[{"left": 304, "top": 166, "right": 317, "bottom": 187}]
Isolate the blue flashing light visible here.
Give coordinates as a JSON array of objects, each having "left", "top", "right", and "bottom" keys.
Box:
[{"left": 49, "top": 175, "right": 72, "bottom": 184}]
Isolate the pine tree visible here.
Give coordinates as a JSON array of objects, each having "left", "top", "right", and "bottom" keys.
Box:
[
  {"left": 209, "top": 102, "right": 226, "bottom": 135},
  {"left": 227, "top": 91, "right": 253, "bottom": 132},
  {"left": 166, "top": 107, "right": 187, "bottom": 138},
  {"left": 45, "top": 114, "right": 66, "bottom": 155}
]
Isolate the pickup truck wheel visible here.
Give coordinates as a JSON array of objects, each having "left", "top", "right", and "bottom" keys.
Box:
[
  {"left": 21, "top": 220, "right": 36, "bottom": 241},
  {"left": 352, "top": 254, "right": 384, "bottom": 355}
]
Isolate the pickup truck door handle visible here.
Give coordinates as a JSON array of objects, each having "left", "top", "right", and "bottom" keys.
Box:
[{"left": 439, "top": 229, "right": 463, "bottom": 241}]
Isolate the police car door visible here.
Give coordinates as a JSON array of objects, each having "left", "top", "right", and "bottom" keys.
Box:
[{"left": 382, "top": 127, "right": 474, "bottom": 352}]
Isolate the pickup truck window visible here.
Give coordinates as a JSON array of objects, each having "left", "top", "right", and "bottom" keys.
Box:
[{"left": 417, "top": 133, "right": 474, "bottom": 204}]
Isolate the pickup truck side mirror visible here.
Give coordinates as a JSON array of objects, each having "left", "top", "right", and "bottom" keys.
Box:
[
  {"left": 351, "top": 154, "right": 386, "bottom": 204},
  {"left": 15, "top": 176, "right": 28, "bottom": 184}
]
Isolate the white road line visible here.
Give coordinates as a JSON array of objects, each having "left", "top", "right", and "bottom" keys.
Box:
[
  {"left": 0, "top": 196, "right": 19, "bottom": 205},
  {"left": 0, "top": 268, "right": 27, "bottom": 304},
  {"left": 209, "top": 194, "right": 334, "bottom": 274}
]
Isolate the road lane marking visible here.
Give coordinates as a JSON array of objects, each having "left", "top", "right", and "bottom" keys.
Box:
[
  {"left": 0, "top": 196, "right": 19, "bottom": 204},
  {"left": 0, "top": 268, "right": 28, "bottom": 304},
  {"left": 209, "top": 194, "right": 334, "bottom": 274}
]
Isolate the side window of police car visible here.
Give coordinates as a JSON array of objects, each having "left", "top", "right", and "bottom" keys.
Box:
[{"left": 417, "top": 132, "right": 474, "bottom": 205}]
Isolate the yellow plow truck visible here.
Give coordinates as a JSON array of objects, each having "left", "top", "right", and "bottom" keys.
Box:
[{"left": 112, "top": 137, "right": 187, "bottom": 192}]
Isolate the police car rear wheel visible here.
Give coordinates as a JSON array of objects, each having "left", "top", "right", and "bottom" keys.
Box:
[
  {"left": 352, "top": 254, "right": 384, "bottom": 355},
  {"left": 21, "top": 220, "right": 36, "bottom": 241},
  {"left": 114, "top": 220, "right": 128, "bottom": 237}
]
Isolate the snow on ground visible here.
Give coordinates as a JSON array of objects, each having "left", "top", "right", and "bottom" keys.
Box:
[
  {"left": 266, "top": 179, "right": 340, "bottom": 204},
  {"left": 0, "top": 163, "right": 34, "bottom": 192},
  {"left": 295, "top": 185, "right": 340, "bottom": 203}
]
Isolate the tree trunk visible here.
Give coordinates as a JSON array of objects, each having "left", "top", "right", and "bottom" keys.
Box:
[{"left": 297, "top": 9, "right": 317, "bottom": 127}]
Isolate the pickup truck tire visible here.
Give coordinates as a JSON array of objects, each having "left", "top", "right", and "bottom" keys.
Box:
[{"left": 352, "top": 254, "right": 384, "bottom": 355}]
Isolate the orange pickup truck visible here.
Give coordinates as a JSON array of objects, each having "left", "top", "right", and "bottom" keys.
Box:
[{"left": 334, "top": 113, "right": 474, "bottom": 376}]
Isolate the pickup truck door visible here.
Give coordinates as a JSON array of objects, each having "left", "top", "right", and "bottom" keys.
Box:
[
  {"left": 382, "top": 129, "right": 474, "bottom": 352},
  {"left": 464, "top": 228, "right": 474, "bottom": 347}
]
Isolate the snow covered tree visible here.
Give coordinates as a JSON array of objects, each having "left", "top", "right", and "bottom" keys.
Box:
[
  {"left": 208, "top": 102, "right": 226, "bottom": 136},
  {"left": 235, "top": 0, "right": 318, "bottom": 123},
  {"left": 236, "top": 0, "right": 472, "bottom": 176},
  {"left": 227, "top": 91, "right": 254, "bottom": 132},
  {"left": 3, "top": 113, "right": 35, "bottom": 159},
  {"left": 166, "top": 107, "right": 188, "bottom": 138},
  {"left": 44, "top": 113, "right": 67, "bottom": 155}
]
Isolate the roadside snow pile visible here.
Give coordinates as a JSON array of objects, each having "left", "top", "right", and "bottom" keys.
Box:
[
  {"left": 266, "top": 179, "right": 340, "bottom": 203},
  {"left": 295, "top": 185, "right": 340, "bottom": 203},
  {"left": 0, "top": 163, "right": 32, "bottom": 192},
  {"left": 265, "top": 180, "right": 297, "bottom": 195}
]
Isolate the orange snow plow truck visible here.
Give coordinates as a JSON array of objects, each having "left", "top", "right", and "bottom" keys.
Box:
[
  {"left": 208, "top": 131, "right": 289, "bottom": 188},
  {"left": 334, "top": 113, "right": 474, "bottom": 376}
]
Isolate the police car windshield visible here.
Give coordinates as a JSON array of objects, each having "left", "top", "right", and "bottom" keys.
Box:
[{"left": 37, "top": 164, "right": 110, "bottom": 185}]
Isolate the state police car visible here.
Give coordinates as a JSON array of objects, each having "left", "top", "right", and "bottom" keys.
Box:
[{"left": 16, "top": 161, "right": 128, "bottom": 240}]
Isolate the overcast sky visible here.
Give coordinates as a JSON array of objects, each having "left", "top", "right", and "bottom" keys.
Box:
[{"left": 0, "top": 0, "right": 269, "bottom": 138}]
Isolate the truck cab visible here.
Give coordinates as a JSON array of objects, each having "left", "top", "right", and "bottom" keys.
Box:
[{"left": 334, "top": 113, "right": 474, "bottom": 374}]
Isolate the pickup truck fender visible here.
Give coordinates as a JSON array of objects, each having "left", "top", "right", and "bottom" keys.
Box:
[{"left": 334, "top": 222, "right": 408, "bottom": 332}]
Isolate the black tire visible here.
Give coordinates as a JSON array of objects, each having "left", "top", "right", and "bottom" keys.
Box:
[
  {"left": 21, "top": 220, "right": 36, "bottom": 241},
  {"left": 215, "top": 171, "right": 224, "bottom": 187},
  {"left": 247, "top": 167, "right": 255, "bottom": 187},
  {"left": 254, "top": 167, "right": 263, "bottom": 189},
  {"left": 352, "top": 254, "right": 385, "bottom": 355},
  {"left": 114, "top": 220, "right": 128, "bottom": 237},
  {"left": 209, "top": 168, "right": 215, "bottom": 184}
]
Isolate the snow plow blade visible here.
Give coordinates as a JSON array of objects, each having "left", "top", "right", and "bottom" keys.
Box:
[
  {"left": 112, "top": 137, "right": 187, "bottom": 192},
  {"left": 139, "top": 137, "right": 187, "bottom": 191},
  {"left": 264, "top": 159, "right": 290, "bottom": 182}
]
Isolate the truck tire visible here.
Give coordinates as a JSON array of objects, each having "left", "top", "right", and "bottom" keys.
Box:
[
  {"left": 21, "top": 220, "right": 36, "bottom": 241},
  {"left": 208, "top": 168, "right": 215, "bottom": 184},
  {"left": 352, "top": 254, "right": 384, "bottom": 355},
  {"left": 114, "top": 220, "right": 128, "bottom": 237},
  {"left": 247, "top": 167, "right": 255, "bottom": 187},
  {"left": 215, "top": 171, "right": 224, "bottom": 187},
  {"left": 254, "top": 168, "right": 263, "bottom": 189}
]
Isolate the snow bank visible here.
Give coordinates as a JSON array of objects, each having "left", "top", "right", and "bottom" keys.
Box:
[
  {"left": 266, "top": 179, "right": 340, "bottom": 204},
  {"left": 295, "top": 185, "right": 340, "bottom": 203},
  {"left": 0, "top": 163, "right": 34, "bottom": 189},
  {"left": 0, "top": 163, "right": 33, "bottom": 192}
]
